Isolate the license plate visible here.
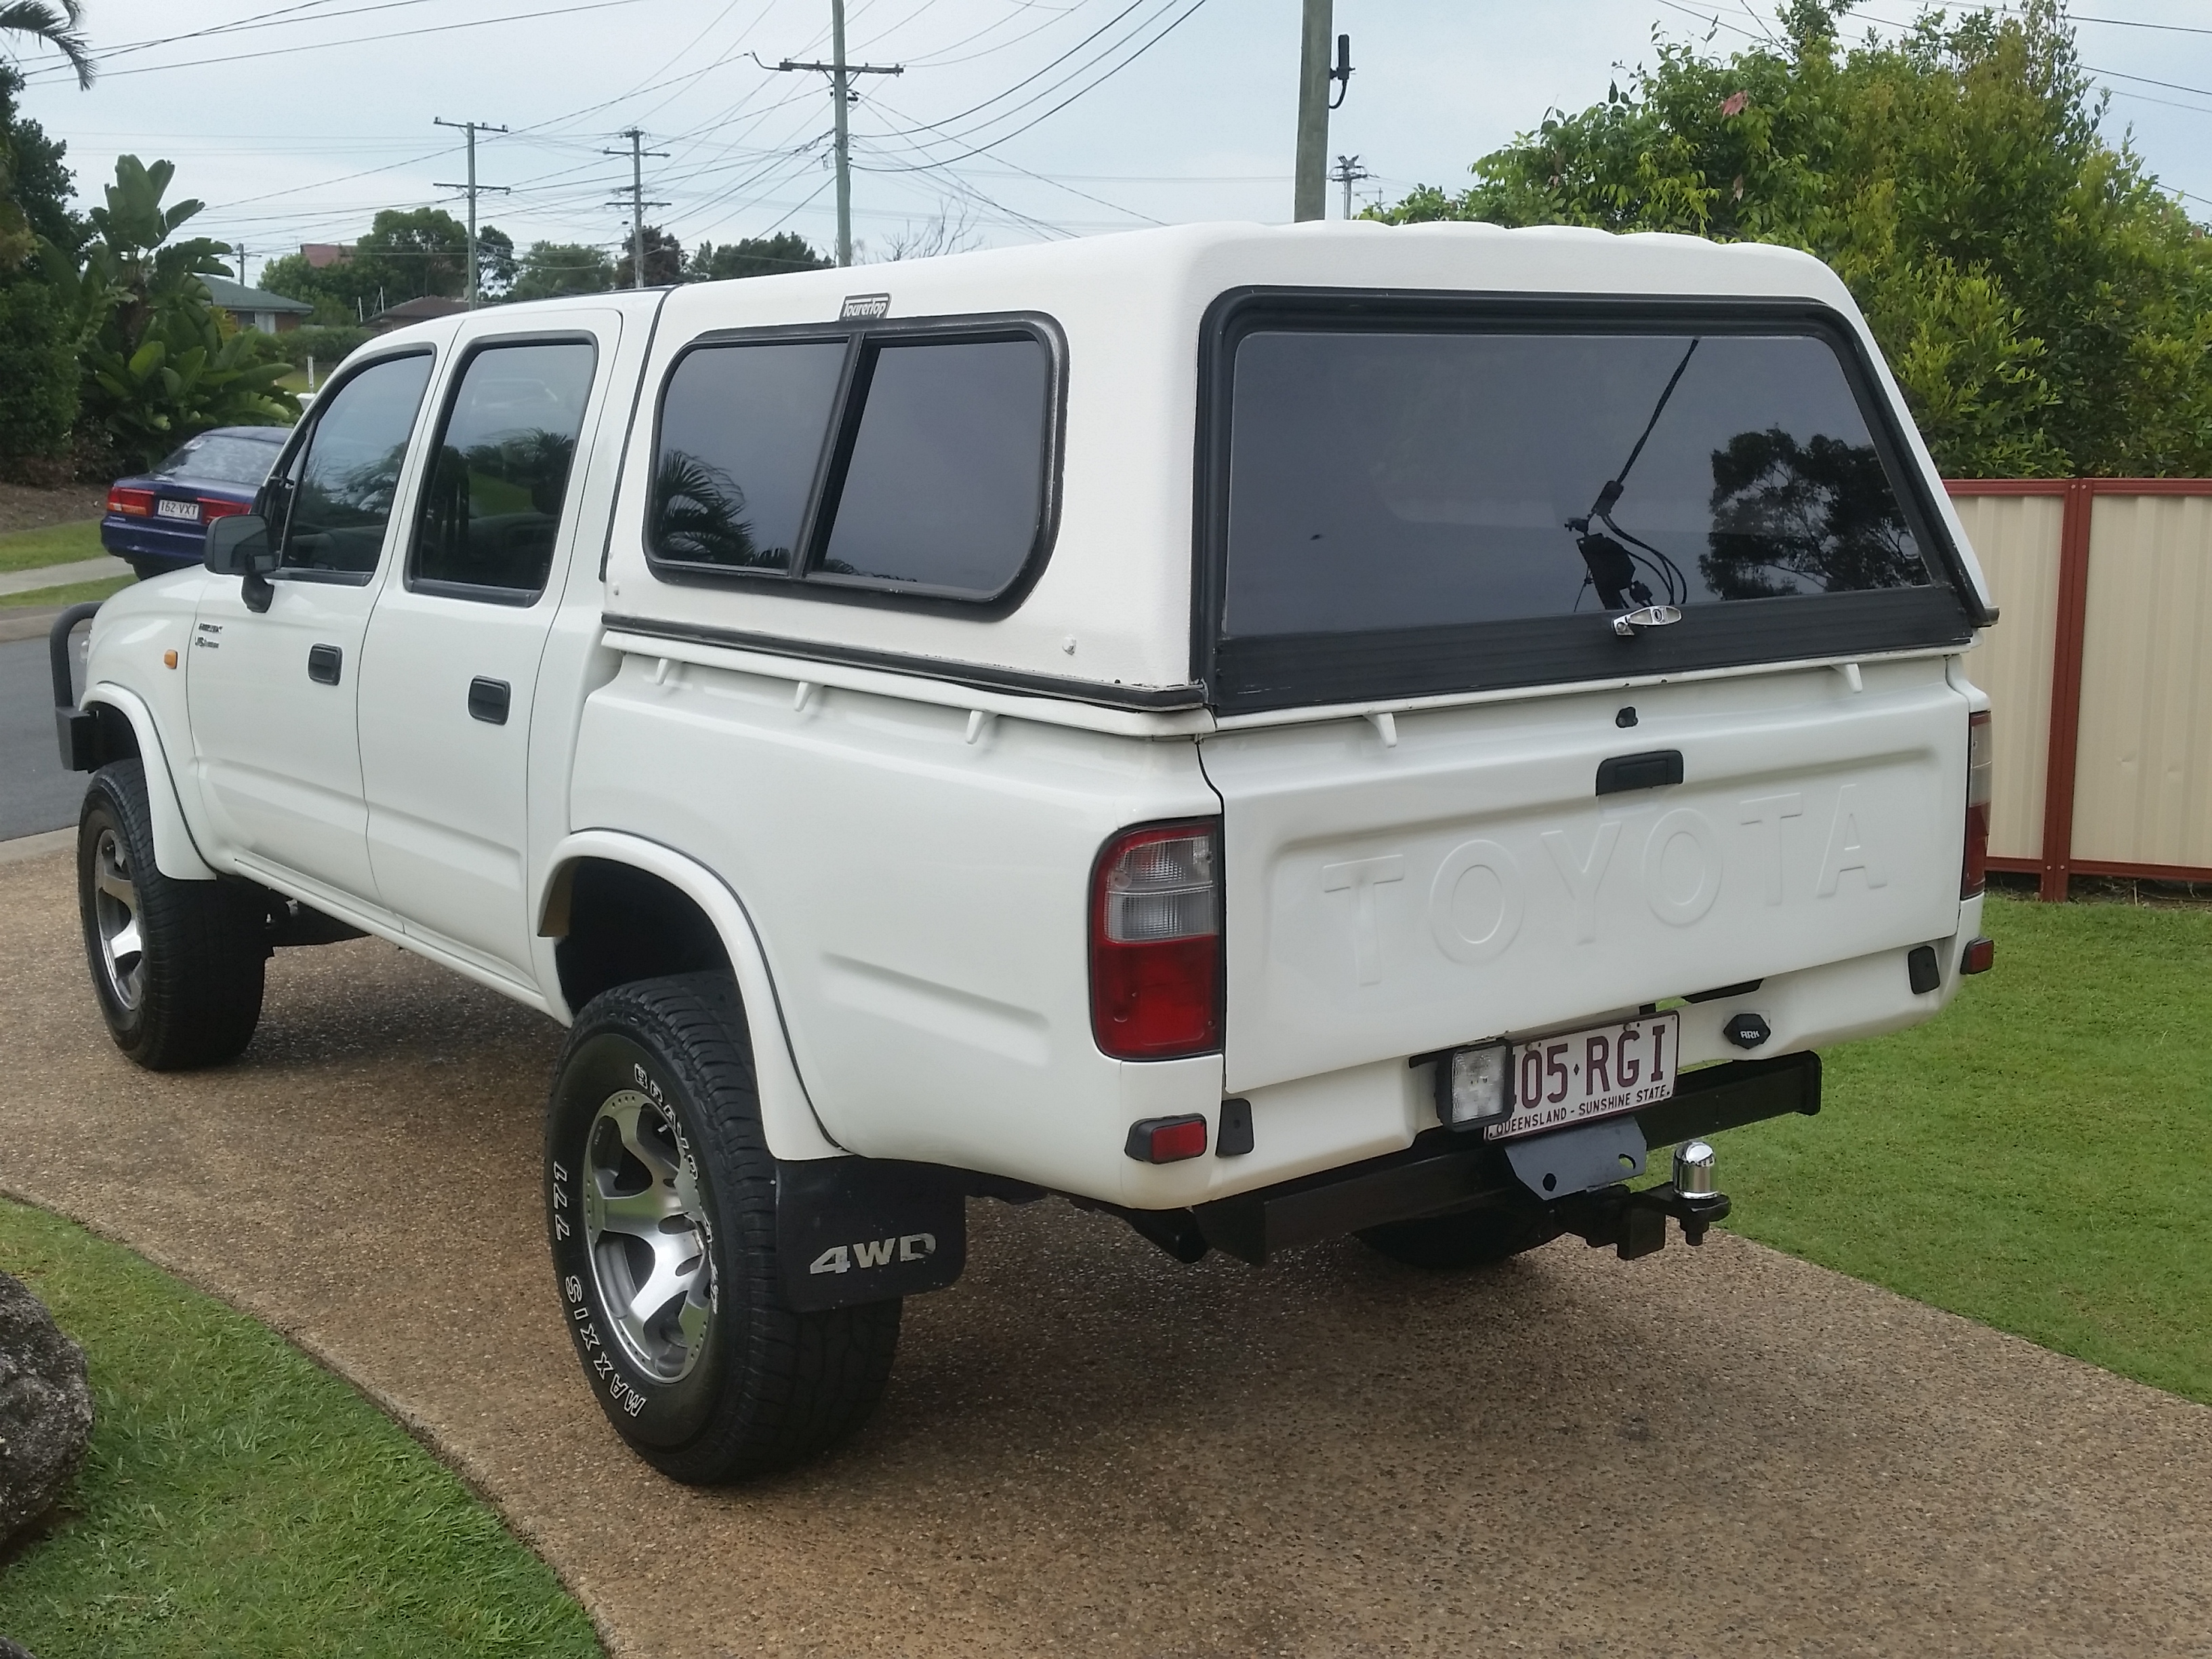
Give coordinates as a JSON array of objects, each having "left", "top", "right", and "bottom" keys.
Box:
[
  {"left": 1483, "top": 1011, "right": 1679, "bottom": 1141},
  {"left": 156, "top": 498, "right": 200, "bottom": 521}
]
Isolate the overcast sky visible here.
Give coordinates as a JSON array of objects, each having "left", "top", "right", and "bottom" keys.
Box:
[{"left": 8, "top": 0, "right": 2209, "bottom": 282}]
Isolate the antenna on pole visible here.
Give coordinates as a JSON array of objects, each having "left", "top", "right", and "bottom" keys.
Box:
[
  {"left": 434, "top": 117, "right": 510, "bottom": 306},
  {"left": 772, "top": 0, "right": 902, "bottom": 267},
  {"left": 605, "top": 127, "right": 671, "bottom": 288}
]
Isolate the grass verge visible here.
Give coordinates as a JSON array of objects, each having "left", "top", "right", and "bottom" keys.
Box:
[
  {"left": 1721, "top": 893, "right": 2212, "bottom": 1405},
  {"left": 0, "top": 1199, "right": 601, "bottom": 1657},
  {"left": 0, "top": 521, "right": 103, "bottom": 577},
  {"left": 0, "top": 575, "right": 134, "bottom": 611}
]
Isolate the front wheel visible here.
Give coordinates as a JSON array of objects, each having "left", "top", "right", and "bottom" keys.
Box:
[
  {"left": 546, "top": 972, "right": 899, "bottom": 1483},
  {"left": 78, "top": 759, "right": 268, "bottom": 1069}
]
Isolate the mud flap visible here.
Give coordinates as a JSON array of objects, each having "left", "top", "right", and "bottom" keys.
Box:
[{"left": 776, "top": 1158, "right": 967, "bottom": 1311}]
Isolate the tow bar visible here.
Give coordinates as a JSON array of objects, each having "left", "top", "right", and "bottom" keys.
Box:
[{"left": 1553, "top": 1141, "right": 1729, "bottom": 1261}]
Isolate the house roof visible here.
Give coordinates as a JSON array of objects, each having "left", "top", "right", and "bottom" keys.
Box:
[
  {"left": 204, "top": 274, "right": 315, "bottom": 314},
  {"left": 369, "top": 294, "right": 470, "bottom": 331}
]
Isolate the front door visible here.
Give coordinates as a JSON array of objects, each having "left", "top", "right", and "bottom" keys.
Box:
[
  {"left": 188, "top": 350, "right": 436, "bottom": 903},
  {"left": 356, "top": 325, "right": 613, "bottom": 980}
]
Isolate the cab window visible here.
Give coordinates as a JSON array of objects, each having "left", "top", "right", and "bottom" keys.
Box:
[
  {"left": 412, "top": 340, "right": 598, "bottom": 600},
  {"left": 274, "top": 352, "right": 434, "bottom": 576}
]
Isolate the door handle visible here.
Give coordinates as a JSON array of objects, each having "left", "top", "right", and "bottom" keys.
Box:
[
  {"left": 306, "top": 644, "right": 342, "bottom": 685},
  {"left": 468, "top": 676, "right": 511, "bottom": 725}
]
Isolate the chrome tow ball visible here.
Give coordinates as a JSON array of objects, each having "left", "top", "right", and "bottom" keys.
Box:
[{"left": 1671, "top": 1141, "right": 1721, "bottom": 1245}]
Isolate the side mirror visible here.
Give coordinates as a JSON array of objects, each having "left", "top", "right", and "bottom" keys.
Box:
[
  {"left": 203, "top": 513, "right": 272, "bottom": 575},
  {"left": 205, "top": 514, "right": 280, "bottom": 613}
]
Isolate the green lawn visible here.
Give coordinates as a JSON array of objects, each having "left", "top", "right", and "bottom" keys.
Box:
[
  {"left": 0, "top": 520, "right": 104, "bottom": 576},
  {"left": 0, "top": 574, "right": 134, "bottom": 610},
  {"left": 0, "top": 1200, "right": 601, "bottom": 1658},
  {"left": 1721, "top": 893, "right": 2212, "bottom": 1405}
]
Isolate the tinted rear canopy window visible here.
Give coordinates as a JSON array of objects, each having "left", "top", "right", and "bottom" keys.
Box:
[
  {"left": 1225, "top": 329, "right": 1933, "bottom": 638},
  {"left": 1202, "top": 304, "right": 1975, "bottom": 714},
  {"left": 647, "top": 323, "right": 1055, "bottom": 605}
]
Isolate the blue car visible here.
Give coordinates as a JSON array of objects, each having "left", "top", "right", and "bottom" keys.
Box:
[{"left": 102, "top": 425, "right": 291, "bottom": 579}]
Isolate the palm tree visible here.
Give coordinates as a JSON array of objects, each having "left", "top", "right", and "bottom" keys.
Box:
[{"left": 1, "top": 1, "right": 96, "bottom": 89}]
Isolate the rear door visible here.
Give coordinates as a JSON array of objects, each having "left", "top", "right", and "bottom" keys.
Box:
[
  {"left": 355, "top": 317, "right": 615, "bottom": 981},
  {"left": 1192, "top": 300, "right": 1982, "bottom": 1094}
]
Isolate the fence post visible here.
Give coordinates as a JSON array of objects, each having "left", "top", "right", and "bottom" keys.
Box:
[{"left": 2036, "top": 480, "right": 2095, "bottom": 901}]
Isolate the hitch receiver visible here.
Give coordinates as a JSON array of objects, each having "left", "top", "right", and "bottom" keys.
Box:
[{"left": 1553, "top": 1179, "right": 1730, "bottom": 1260}]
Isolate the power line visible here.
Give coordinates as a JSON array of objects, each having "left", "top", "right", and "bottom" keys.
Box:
[
  {"left": 29, "top": 0, "right": 656, "bottom": 81},
  {"left": 862, "top": 0, "right": 1215, "bottom": 172},
  {"left": 2081, "top": 63, "right": 2212, "bottom": 102}
]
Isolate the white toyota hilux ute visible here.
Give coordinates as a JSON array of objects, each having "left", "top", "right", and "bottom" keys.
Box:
[{"left": 52, "top": 221, "right": 1999, "bottom": 1482}]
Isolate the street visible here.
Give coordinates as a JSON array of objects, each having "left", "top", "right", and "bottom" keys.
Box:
[{"left": 0, "top": 626, "right": 87, "bottom": 842}]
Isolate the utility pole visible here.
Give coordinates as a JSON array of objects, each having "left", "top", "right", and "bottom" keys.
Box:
[
  {"left": 434, "top": 117, "right": 510, "bottom": 306},
  {"left": 234, "top": 245, "right": 247, "bottom": 283},
  {"left": 1330, "top": 153, "right": 1371, "bottom": 220},
  {"left": 605, "top": 127, "right": 670, "bottom": 288},
  {"left": 775, "top": 0, "right": 902, "bottom": 267},
  {"left": 1295, "top": 5, "right": 1352, "bottom": 222}
]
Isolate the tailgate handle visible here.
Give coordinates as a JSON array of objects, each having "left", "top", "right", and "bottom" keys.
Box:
[{"left": 1596, "top": 750, "right": 1683, "bottom": 796}]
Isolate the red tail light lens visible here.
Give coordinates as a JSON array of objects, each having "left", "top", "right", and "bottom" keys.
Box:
[
  {"left": 198, "top": 497, "right": 249, "bottom": 521},
  {"left": 1090, "top": 821, "right": 1221, "bottom": 1060},
  {"left": 1963, "top": 709, "right": 1992, "bottom": 898},
  {"left": 107, "top": 486, "right": 155, "bottom": 517}
]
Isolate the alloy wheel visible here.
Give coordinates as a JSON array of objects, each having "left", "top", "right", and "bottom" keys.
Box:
[
  {"left": 582, "top": 1090, "right": 716, "bottom": 1382},
  {"left": 91, "top": 826, "right": 146, "bottom": 1012}
]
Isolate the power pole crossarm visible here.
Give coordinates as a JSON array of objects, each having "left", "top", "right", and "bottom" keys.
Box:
[
  {"left": 434, "top": 117, "right": 509, "bottom": 306},
  {"left": 772, "top": 0, "right": 903, "bottom": 268},
  {"left": 1330, "top": 153, "right": 1372, "bottom": 220}
]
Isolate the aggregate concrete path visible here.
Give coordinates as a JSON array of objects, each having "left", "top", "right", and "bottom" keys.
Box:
[{"left": 1, "top": 844, "right": 2207, "bottom": 1658}]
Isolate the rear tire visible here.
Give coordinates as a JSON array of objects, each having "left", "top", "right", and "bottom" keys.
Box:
[
  {"left": 546, "top": 972, "right": 899, "bottom": 1483},
  {"left": 1357, "top": 1201, "right": 1561, "bottom": 1269},
  {"left": 127, "top": 558, "right": 172, "bottom": 582},
  {"left": 77, "top": 759, "right": 268, "bottom": 1069}
]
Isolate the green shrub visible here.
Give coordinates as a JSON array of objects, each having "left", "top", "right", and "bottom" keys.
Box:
[
  {"left": 280, "top": 322, "right": 371, "bottom": 371},
  {"left": 0, "top": 270, "right": 77, "bottom": 473}
]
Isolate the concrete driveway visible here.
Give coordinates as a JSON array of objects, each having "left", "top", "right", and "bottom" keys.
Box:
[{"left": 1, "top": 842, "right": 2207, "bottom": 1657}]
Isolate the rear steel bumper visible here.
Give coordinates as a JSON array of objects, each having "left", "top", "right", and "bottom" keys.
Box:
[{"left": 1190, "top": 1051, "right": 1820, "bottom": 1265}]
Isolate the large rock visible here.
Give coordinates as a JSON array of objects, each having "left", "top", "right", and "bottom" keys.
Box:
[{"left": 0, "top": 1270, "right": 92, "bottom": 1545}]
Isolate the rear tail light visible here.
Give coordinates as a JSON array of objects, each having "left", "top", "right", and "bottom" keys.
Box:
[
  {"left": 1963, "top": 709, "right": 1992, "bottom": 898},
  {"left": 1090, "top": 821, "right": 1221, "bottom": 1060},
  {"left": 199, "top": 497, "right": 248, "bottom": 521},
  {"left": 107, "top": 486, "right": 155, "bottom": 517}
]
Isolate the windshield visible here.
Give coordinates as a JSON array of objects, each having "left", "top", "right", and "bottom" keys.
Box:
[
  {"left": 1223, "top": 329, "right": 1935, "bottom": 640},
  {"left": 153, "top": 431, "right": 285, "bottom": 487}
]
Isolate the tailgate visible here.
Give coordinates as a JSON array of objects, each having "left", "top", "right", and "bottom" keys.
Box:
[{"left": 1200, "top": 659, "right": 1967, "bottom": 1094}]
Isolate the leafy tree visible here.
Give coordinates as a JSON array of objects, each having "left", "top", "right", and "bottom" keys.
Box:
[
  {"left": 476, "top": 222, "right": 516, "bottom": 298},
  {"left": 261, "top": 206, "right": 475, "bottom": 321},
  {"left": 687, "top": 232, "right": 830, "bottom": 282},
  {"left": 506, "top": 240, "right": 615, "bottom": 302},
  {"left": 0, "top": 62, "right": 77, "bottom": 468},
  {"left": 615, "top": 223, "right": 682, "bottom": 288},
  {"left": 1376, "top": 1, "right": 2212, "bottom": 478},
  {"left": 41, "top": 155, "right": 296, "bottom": 470},
  {"left": 0, "top": 0, "right": 94, "bottom": 89}
]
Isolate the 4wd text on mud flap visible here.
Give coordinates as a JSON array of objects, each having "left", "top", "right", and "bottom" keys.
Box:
[{"left": 810, "top": 1234, "right": 937, "bottom": 1275}]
